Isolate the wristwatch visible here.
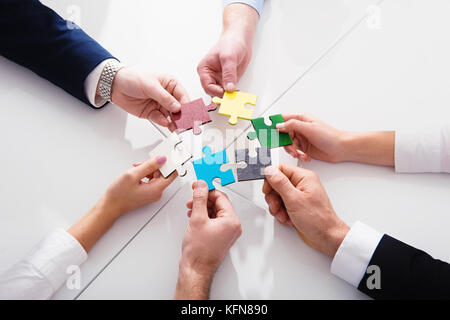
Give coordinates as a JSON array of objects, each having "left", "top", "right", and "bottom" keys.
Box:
[{"left": 97, "top": 60, "right": 124, "bottom": 102}]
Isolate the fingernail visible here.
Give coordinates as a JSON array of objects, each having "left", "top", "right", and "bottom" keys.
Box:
[
  {"left": 225, "top": 83, "right": 235, "bottom": 91},
  {"left": 264, "top": 166, "right": 277, "bottom": 177},
  {"left": 157, "top": 156, "right": 167, "bottom": 164},
  {"left": 193, "top": 180, "right": 207, "bottom": 189},
  {"left": 276, "top": 123, "right": 284, "bottom": 129},
  {"left": 171, "top": 102, "right": 181, "bottom": 110}
]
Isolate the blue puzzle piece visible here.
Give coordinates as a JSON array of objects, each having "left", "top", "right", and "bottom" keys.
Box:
[{"left": 193, "top": 146, "right": 235, "bottom": 190}]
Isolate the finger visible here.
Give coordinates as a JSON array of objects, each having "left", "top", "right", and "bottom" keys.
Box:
[
  {"left": 274, "top": 207, "right": 291, "bottom": 226},
  {"left": 190, "top": 180, "right": 210, "bottom": 222},
  {"left": 145, "top": 82, "right": 181, "bottom": 113},
  {"left": 208, "top": 190, "right": 236, "bottom": 218},
  {"left": 265, "top": 192, "right": 291, "bottom": 226},
  {"left": 219, "top": 53, "right": 238, "bottom": 92},
  {"left": 169, "top": 80, "right": 190, "bottom": 104},
  {"left": 283, "top": 145, "right": 299, "bottom": 158},
  {"left": 198, "top": 70, "right": 224, "bottom": 97},
  {"left": 282, "top": 113, "right": 315, "bottom": 123},
  {"left": 264, "top": 166, "right": 298, "bottom": 200},
  {"left": 206, "top": 83, "right": 225, "bottom": 97},
  {"left": 186, "top": 198, "right": 213, "bottom": 210},
  {"left": 276, "top": 119, "right": 311, "bottom": 136},
  {"left": 262, "top": 179, "right": 274, "bottom": 195},
  {"left": 131, "top": 156, "right": 167, "bottom": 179},
  {"left": 148, "top": 169, "right": 177, "bottom": 190},
  {"left": 198, "top": 58, "right": 225, "bottom": 97},
  {"left": 264, "top": 193, "right": 282, "bottom": 216},
  {"left": 148, "top": 109, "right": 170, "bottom": 127}
]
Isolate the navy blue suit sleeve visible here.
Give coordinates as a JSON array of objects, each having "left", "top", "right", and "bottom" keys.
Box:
[
  {"left": 0, "top": 0, "right": 115, "bottom": 106},
  {"left": 358, "top": 234, "right": 450, "bottom": 299}
]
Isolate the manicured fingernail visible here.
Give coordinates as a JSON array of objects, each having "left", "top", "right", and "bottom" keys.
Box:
[
  {"left": 171, "top": 102, "right": 181, "bottom": 110},
  {"left": 157, "top": 156, "right": 167, "bottom": 164}
]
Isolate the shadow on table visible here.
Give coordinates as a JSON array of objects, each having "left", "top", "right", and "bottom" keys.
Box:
[{"left": 0, "top": 55, "right": 163, "bottom": 223}]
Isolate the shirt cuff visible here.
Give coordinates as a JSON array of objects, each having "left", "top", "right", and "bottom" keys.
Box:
[
  {"left": 331, "top": 221, "right": 383, "bottom": 287},
  {"left": 26, "top": 229, "right": 87, "bottom": 292},
  {"left": 84, "top": 58, "right": 118, "bottom": 108},
  {"left": 395, "top": 126, "right": 450, "bottom": 173},
  {"left": 223, "top": 0, "right": 264, "bottom": 16}
]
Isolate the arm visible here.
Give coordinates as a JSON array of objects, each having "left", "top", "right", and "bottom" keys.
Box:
[
  {"left": 174, "top": 181, "right": 242, "bottom": 299},
  {"left": 263, "top": 164, "right": 450, "bottom": 299},
  {"left": 278, "top": 114, "right": 450, "bottom": 173},
  {"left": 68, "top": 156, "right": 175, "bottom": 252},
  {"left": 333, "top": 222, "right": 450, "bottom": 299},
  {"left": 276, "top": 114, "right": 395, "bottom": 166},
  {"left": 0, "top": 1, "right": 189, "bottom": 130},
  {"left": 197, "top": 1, "right": 261, "bottom": 97},
  {"left": 0, "top": 0, "right": 114, "bottom": 106},
  {"left": 357, "top": 234, "right": 450, "bottom": 299},
  {"left": 0, "top": 156, "right": 176, "bottom": 299}
]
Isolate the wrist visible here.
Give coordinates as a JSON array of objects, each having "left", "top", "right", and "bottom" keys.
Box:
[
  {"left": 97, "top": 60, "right": 124, "bottom": 103},
  {"left": 223, "top": 4, "right": 258, "bottom": 43},
  {"left": 338, "top": 131, "right": 363, "bottom": 162},
  {"left": 178, "top": 256, "right": 217, "bottom": 280},
  {"left": 339, "top": 131, "right": 395, "bottom": 166},
  {"left": 323, "top": 220, "right": 350, "bottom": 258},
  {"left": 93, "top": 195, "right": 123, "bottom": 222},
  {"left": 175, "top": 258, "right": 215, "bottom": 300}
]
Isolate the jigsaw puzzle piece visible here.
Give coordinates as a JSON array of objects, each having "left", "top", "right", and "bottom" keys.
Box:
[
  {"left": 235, "top": 147, "right": 272, "bottom": 182},
  {"left": 247, "top": 114, "right": 293, "bottom": 148},
  {"left": 149, "top": 132, "right": 192, "bottom": 178},
  {"left": 193, "top": 146, "right": 235, "bottom": 190},
  {"left": 212, "top": 91, "right": 257, "bottom": 125},
  {"left": 172, "top": 98, "right": 217, "bottom": 135}
]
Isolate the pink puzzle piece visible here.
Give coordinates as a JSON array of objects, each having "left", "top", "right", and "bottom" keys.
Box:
[{"left": 172, "top": 98, "right": 217, "bottom": 135}]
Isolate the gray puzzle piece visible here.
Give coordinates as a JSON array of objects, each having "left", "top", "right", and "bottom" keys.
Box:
[{"left": 235, "top": 147, "right": 272, "bottom": 182}]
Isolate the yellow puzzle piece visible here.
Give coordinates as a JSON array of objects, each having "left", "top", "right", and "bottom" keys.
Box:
[{"left": 212, "top": 91, "right": 257, "bottom": 125}]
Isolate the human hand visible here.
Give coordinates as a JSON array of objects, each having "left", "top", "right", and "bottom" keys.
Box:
[
  {"left": 277, "top": 114, "right": 396, "bottom": 166},
  {"left": 276, "top": 114, "right": 350, "bottom": 163},
  {"left": 111, "top": 67, "right": 190, "bottom": 131},
  {"left": 197, "top": 4, "right": 259, "bottom": 97},
  {"left": 100, "top": 156, "right": 177, "bottom": 219},
  {"left": 68, "top": 156, "right": 176, "bottom": 252},
  {"left": 263, "top": 164, "right": 350, "bottom": 258},
  {"left": 175, "top": 181, "right": 242, "bottom": 299}
]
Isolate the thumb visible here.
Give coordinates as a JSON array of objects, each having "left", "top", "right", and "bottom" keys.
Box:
[
  {"left": 264, "top": 166, "right": 298, "bottom": 202},
  {"left": 276, "top": 119, "right": 311, "bottom": 136},
  {"left": 191, "top": 180, "right": 209, "bottom": 222},
  {"left": 220, "top": 54, "right": 238, "bottom": 92},
  {"left": 146, "top": 82, "right": 181, "bottom": 113},
  {"left": 131, "top": 156, "right": 167, "bottom": 179}
]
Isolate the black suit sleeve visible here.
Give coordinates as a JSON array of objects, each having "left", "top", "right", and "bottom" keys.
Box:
[
  {"left": 358, "top": 234, "right": 450, "bottom": 299},
  {"left": 0, "top": 0, "right": 115, "bottom": 106}
]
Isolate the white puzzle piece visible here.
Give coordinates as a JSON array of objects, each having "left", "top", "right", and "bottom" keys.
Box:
[{"left": 149, "top": 132, "right": 192, "bottom": 178}]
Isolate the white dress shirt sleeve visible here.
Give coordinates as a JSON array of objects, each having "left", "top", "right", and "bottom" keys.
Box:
[
  {"left": 395, "top": 126, "right": 450, "bottom": 173},
  {"left": 84, "top": 58, "right": 118, "bottom": 108},
  {"left": 331, "top": 221, "right": 383, "bottom": 287},
  {"left": 223, "top": 0, "right": 264, "bottom": 16},
  {"left": 0, "top": 229, "right": 87, "bottom": 300}
]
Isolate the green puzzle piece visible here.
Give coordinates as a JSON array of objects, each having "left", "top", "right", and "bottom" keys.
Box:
[{"left": 247, "top": 114, "right": 293, "bottom": 148}]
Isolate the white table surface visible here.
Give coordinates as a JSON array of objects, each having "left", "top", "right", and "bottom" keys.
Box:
[{"left": 1, "top": 0, "right": 449, "bottom": 300}]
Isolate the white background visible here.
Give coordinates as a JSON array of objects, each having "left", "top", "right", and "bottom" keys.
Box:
[{"left": 1, "top": 0, "right": 449, "bottom": 299}]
